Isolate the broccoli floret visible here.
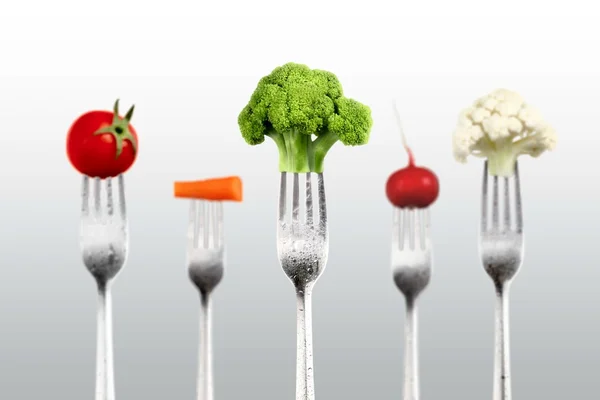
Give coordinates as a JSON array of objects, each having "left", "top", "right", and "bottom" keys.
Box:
[
  {"left": 238, "top": 62, "right": 373, "bottom": 173},
  {"left": 452, "top": 89, "right": 557, "bottom": 177}
]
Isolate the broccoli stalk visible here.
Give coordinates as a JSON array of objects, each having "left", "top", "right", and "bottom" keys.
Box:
[
  {"left": 238, "top": 62, "right": 373, "bottom": 173},
  {"left": 266, "top": 130, "right": 312, "bottom": 172},
  {"left": 312, "top": 130, "right": 340, "bottom": 173}
]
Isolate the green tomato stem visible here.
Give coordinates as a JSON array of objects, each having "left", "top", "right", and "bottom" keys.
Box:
[{"left": 94, "top": 99, "right": 138, "bottom": 158}]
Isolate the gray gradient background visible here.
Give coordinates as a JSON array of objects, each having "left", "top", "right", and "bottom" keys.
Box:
[{"left": 1, "top": 1, "right": 599, "bottom": 399}]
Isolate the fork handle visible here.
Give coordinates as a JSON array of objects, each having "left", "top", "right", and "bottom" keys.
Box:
[
  {"left": 403, "top": 299, "right": 419, "bottom": 400},
  {"left": 197, "top": 292, "right": 214, "bottom": 400},
  {"left": 296, "top": 288, "right": 315, "bottom": 400},
  {"left": 493, "top": 285, "right": 512, "bottom": 400},
  {"left": 95, "top": 284, "right": 115, "bottom": 400}
]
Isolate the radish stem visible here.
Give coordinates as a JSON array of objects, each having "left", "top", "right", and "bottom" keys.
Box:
[{"left": 392, "top": 99, "right": 415, "bottom": 166}]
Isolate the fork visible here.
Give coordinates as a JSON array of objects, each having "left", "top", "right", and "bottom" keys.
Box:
[
  {"left": 479, "top": 161, "right": 524, "bottom": 400},
  {"left": 80, "top": 175, "right": 128, "bottom": 400},
  {"left": 391, "top": 207, "right": 432, "bottom": 400},
  {"left": 277, "top": 172, "right": 329, "bottom": 400},
  {"left": 187, "top": 200, "right": 225, "bottom": 400}
]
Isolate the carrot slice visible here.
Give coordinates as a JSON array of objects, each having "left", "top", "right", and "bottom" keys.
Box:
[{"left": 174, "top": 176, "right": 243, "bottom": 201}]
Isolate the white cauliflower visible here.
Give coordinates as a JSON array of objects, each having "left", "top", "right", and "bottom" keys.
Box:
[{"left": 452, "top": 89, "right": 557, "bottom": 177}]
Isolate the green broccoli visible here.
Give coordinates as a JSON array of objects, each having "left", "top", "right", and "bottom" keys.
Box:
[{"left": 237, "top": 62, "right": 373, "bottom": 173}]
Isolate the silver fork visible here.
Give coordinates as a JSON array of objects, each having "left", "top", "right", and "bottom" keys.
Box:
[
  {"left": 80, "top": 175, "right": 128, "bottom": 400},
  {"left": 187, "top": 200, "right": 225, "bottom": 400},
  {"left": 479, "top": 161, "right": 524, "bottom": 400},
  {"left": 277, "top": 172, "right": 329, "bottom": 400},
  {"left": 391, "top": 208, "right": 432, "bottom": 400}
]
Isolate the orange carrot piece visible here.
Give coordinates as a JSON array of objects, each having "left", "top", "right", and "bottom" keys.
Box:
[{"left": 174, "top": 176, "right": 243, "bottom": 202}]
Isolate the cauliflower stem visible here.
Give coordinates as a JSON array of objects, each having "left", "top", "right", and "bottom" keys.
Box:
[
  {"left": 481, "top": 135, "right": 546, "bottom": 176},
  {"left": 479, "top": 138, "right": 520, "bottom": 177}
]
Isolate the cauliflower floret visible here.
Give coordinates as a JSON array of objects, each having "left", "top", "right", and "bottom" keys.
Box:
[
  {"left": 453, "top": 124, "right": 484, "bottom": 163},
  {"left": 476, "top": 96, "right": 499, "bottom": 111},
  {"left": 495, "top": 99, "right": 523, "bottom": 116},
  {"left": 457, "top": 109, "right": 474, "bottom": 127},
  {"left": 482, "top": 113, "right": 510, "bottom": 141},
  {"left": 471, "top": 107, "right": 491, "bottom": 123},
  {"left": 491, "top": 89, "right": 524, "bottom": 105},
  {"left": 452, "top": 89, "right": 557, "bottom": 177},
  {"left": 517, "top": 106, "right": 545, "bottom": 130},
  {"left": 506, "top": 117, "right": 523, "bottom": 133}
]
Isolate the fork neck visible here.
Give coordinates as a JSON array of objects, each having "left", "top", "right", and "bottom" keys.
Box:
[
  {"left": 493, "top": 281, "right": 510, "bottom": 296},
  {"left": 404, "top": 295, "right": 416, "bottom": 311},
  {"left": 295, "top": 283, "right": 314, "bottom": 297},
  {"left": 199, "top": 290, "right": 212, "bottom": 306},
  {"left": 96, "top": 280, "right": 112, "bottom": 294}
]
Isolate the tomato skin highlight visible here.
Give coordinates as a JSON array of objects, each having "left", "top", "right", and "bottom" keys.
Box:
[
  {"left": 386, "top": 165, "right": 439, "bottom": 208},
  {"left": 66, "top": 107, "right": 138, "bottom": 178}
]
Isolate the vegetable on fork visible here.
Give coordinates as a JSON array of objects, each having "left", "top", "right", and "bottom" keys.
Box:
[
  {"left": 387, "top": 102, "right": 439, "bottom": 400},
  {"left": 386, "top": 101, "right": 439, "bottom": 209},
  {"left": 173, "top": 175, "right": 243, "bottom": 400},
  {"left": 67, "top": 99, "right": 139, "bottom": 179},
  {"left": 452, "top": 89, "right": 556, "bottom": 400},
  {"left": 174, "top": 176, "right": 243, "bottom": 201},
  {"left": 452, "top": 89, "right": 557, "bottom": 177},
  {"left": 238, "top": 62, "right": 373, "bottom": 400},
  {"left": 238, "top": 62, "right": 373, "bottom": 173},
  {"left": 68, "top": 99, "right": 138, "bottom": 400}
]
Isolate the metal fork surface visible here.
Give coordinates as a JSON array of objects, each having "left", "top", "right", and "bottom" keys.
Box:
[
  {"left": 479, "top": 161, "right": 524, "bottom": 400},
  {"left": 277, "top": 172, "right": 329, "bottom": 400},
  {"left": 187, "top": 200, "right": 225, "bottom": 400},
  {"left": 391, "top": 208, "right": 432, "bottom": 400},
  {"left": 80, "top": 175, "right": 128, "bottom": 400}
]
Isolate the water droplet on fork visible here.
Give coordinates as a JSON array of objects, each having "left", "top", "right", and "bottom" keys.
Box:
[{"left": 293, "top": 240, "right": 305, "bottom": 251}]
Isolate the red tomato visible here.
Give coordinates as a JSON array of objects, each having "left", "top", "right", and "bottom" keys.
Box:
[
  {"left": 386, "top": 148, "right": 439, "bottom": 208},
  {"left": 66, "top": 99, "right": 139, "bottom": 178}
]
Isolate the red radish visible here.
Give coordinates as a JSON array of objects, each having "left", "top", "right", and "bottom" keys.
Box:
[{"left": 385, "top": 103, "right": 439, "bottom": 208}]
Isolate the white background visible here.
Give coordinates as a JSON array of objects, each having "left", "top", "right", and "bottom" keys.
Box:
[{"left": 0, "top": 1, "right": 598, "bottom": 399}]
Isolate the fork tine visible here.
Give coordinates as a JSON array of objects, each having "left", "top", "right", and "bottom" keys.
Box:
[
  {"left": 292, "top": 173, "right": 300, "bottom": 223},
  {"left": 514, "top": 162, "right": 523, "bottom": 232},
  {"left": 93, "top": 177, "right": 102, "bottom": 216},
  {"left": 317, "top": 173, "right": 327, "bottom": 235},
  {"left": 424, "top": 208, "right": 432, "bottom": 250},
  {"left": 196, "top": 201, "right": 203, "bottom": 248},
  {"left": 106, "top": 178, "right": 114, "bottom": 216},
  {"left": 413, "top": 209, "right": 423, "bottom": 250},
  {"left": 279, "top": 172, "right": 287, "bottom": 223},
  {"left": 305, "top": 173, "right": 313, "bottom": 225},
  {"left": 407, "top": 209, "right": 416, "bottom": 250},
  {"left": 118, "top": 174, "right": 127, "bottom": 220},
  {"left": 424, "top": 208, "right": 431, "bottom": 239},
  {"left": 481, "top": 161, "right": 488, "bottom": 232},
  {"left": 503, "top": 177, "right": 510, "bottom": 230},
  {"left": 213, "top": 202, "right": 224, "bottom": 248},
  {"left": 200, "top": 201, "right": 209, "bottom": 249},
  {"left": 392, "top": 207, "right": 401, "bottom": 250},
  {"left": 399, "top": 208, "right": 407, "bottom": 250},
  {"left": 81, "top": 176, "right": 90, "bottom": 216},
  {"left": 491, "top": 175, "right": 499, "bottom": 230},
  {"left": 188, "top": 200, "right": 198, "bottom": 250},
  {"left": 416, "top": 209, "right": 427, "bottom": 250}
]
